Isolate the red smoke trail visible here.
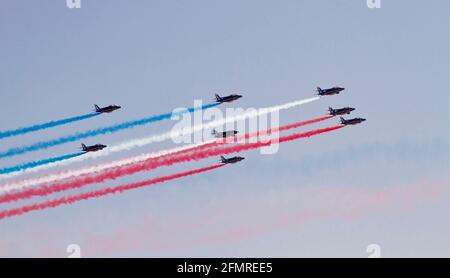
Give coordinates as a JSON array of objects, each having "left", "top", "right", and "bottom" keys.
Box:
[
  {"left": 1, "top": 115, "right": 330, "bottom": 189},
  {"left": 0, "top": 125, "right": 344, "bottom": 203},
  {"left": 237, "top": 114, "right": 334, "bottom": 141},
  {"left": 0, "top": 164, "right": 225, "bottom": 220}
]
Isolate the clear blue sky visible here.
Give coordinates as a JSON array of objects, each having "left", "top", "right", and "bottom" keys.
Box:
[{"left": 1, "top": 0, "right": 449, "bottom": 257}]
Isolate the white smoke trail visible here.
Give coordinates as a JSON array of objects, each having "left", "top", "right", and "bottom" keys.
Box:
[{"left": 0, "top": 96, "right": 320, "bottom": 182}]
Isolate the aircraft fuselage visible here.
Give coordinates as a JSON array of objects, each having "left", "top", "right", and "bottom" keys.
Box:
[{"left": 329, "top": 107, "right": 355, "bottom": 116}]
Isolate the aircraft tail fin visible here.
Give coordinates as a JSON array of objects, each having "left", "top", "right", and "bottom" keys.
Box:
[
  {"left": 94, "top": 104, "right": 101, "bottom": 112},
  {"left": 220, "top": 156, "right": 226, "bottom": 163},
  {"left": 81, "top": 143, "right": 87, "bottom": 151},
  {"left": 215, "top": 94, "right": 221, "bottom": 102},
  {"left": 316, "top": 87, "right": 323, "bottom": 94},
  {"left": 328, "top": 107, "right": 333, "bottom": 113},
  {"left": 340, "top": 117, "right": 345, "bottom": 124}
]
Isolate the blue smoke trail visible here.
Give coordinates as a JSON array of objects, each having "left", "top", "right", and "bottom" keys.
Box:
[
  {"left": 0, "top": 102, "right": 220, "bottom": 159},
  {"left": 0, "top": 112, "right": 100, "bottom": 140},
  {"left": 0, "top": 152, "right": 85, "bottom": 175}
]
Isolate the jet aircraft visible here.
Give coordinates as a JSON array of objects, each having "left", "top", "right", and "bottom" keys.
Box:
[
  {"left": 316, "top": 86, "right": 345, "bottom": 96},
  {"left": 81, "top": 143, "right": 107, "bottom": 152},
  {"left": 212, "top": 129, "right": 238, "bottom": 138},
  {"left": 220, "top": 156, "right": 245, "bottom": 164},
  {"left": 328, "top": 106, "right": 355, "bottom": 116}
]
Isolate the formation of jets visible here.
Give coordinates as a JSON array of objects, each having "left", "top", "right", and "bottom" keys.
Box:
[
  {"left": 82, "top": 88, "right": 364, "bottom": 165},
  {"left": 77, "top": 104, "right": 121, "bottom": 152}
]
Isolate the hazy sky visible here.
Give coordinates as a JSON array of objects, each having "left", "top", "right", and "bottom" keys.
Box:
[{"left": 1, "top": 0, "right": 449, "bottom": 257}]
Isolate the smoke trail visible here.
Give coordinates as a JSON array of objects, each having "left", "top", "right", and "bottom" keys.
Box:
[
  {"left": 0, "top": 152, "right": 85, "bottom": 175},
  {"left": 0, "top": 125, "right": 343, "bottom": 203},
  {"left": 0, "top": 103, "right": 220, "bottom": 159},
  {"left": 0, "top": 115, "right": 331, "bottom": 191},
  {"left": 0, "top": 164, "right": 225, "bottom": 220},
  {"left": 0, "top": 113, "right": 99, "bottom": 140},
  {"left": 0, "top": 96, "right": 320, "bottom": 177}
]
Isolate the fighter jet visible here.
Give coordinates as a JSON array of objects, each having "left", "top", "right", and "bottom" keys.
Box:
[
  {"left": 94, "top": 104, "right": 121, "bottom": 114},
  {"left": 220, "top": 156, "right": 245, "bottom": 164},
  {"left": 316, "top": 86, "right": 345, "bottom": 96},
  {"left": 81, "top": 143, "right": 107, "bottom": 152},
  {"left": 215, "top": 93, "right": 242, "bottom": 103},
  {"left": 340, "top": 117, "right": 366, "bottom": 126},
  {"left": 328, "top": 106, "right": 355, "bottom": 116},
  {"left": 212, "top": 129, "right": 238, "bottom": 138}
]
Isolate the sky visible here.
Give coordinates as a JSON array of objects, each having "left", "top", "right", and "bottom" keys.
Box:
[{"left": 0, "top": 0, "right": 450, "bottom": 257}]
